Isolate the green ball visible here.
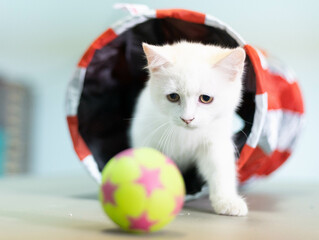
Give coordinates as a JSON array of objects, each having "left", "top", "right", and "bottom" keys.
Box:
[{"left": 99, "top": 148, "right": 185, "bottom": 233}]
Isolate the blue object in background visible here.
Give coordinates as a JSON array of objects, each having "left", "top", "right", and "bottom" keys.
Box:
[{"left": 0, "top": 128, "right": 5, "bottom": 176}]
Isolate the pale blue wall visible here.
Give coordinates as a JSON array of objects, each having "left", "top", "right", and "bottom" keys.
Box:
[{"left": 0, "top": 0, "right": 318, "bottom": 180}]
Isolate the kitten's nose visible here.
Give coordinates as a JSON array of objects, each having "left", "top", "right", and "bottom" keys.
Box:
[{"left": 180, "top": 117, "right": 195, "bottom": 125}]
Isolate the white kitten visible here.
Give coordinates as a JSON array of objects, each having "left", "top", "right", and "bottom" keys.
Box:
[{"left": 129, "top": 41, "right": 248, "bottom": 216}]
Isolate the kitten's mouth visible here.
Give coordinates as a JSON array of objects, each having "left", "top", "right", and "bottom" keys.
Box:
[
  {"left": 185, "top": 125, "right": 197, "bottom": 129},
  {"left": 172, "top": 120, "right": 198, "bottom": 129},
  {"left": 180, "top": 123, "right": 197, "bottom": 130}
]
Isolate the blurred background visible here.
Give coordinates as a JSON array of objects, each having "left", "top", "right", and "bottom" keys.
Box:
[{"left": 0, "top": 0, "right": 318, "bottom": 181}]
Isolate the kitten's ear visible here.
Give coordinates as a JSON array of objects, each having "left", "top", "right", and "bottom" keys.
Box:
[
  {"left": 213, "top": 48, "right": 246, "bottom": 81},
  {"left": 142, "top": 43, "right": 171, "bottom": 72}
]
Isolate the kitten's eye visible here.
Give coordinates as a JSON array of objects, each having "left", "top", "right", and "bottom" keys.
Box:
[
  {"left": 199, "top": 95, "right": 214, "bottom": 104},
  {"left": 167, "top": 93, "right": 180, "bottom": 102}
]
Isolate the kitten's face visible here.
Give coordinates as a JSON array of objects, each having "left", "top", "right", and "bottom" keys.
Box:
[{"left": 143, "top": 42, "right": 245, "bottom": 130}]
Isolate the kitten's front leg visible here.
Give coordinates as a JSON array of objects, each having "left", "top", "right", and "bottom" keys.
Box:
[{"left": 197, "top": 140, "right": 248, "bottom": 216}]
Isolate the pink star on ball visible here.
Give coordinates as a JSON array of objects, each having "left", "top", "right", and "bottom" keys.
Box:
[
  {"left": 101, "top": 180, "right": 118, "bottom": 205},
  {"left": 165, "top": 157, "right": 176, "bottom": 166},
  {"left": 172, "top": 195, "right": 184, "bottom": 215},
  {"left": 128, "top": 211, "right": 158, "bottom": 232},
  {"left": 115, "top": 149, "right": 135, "bottom": 160},
  {"left": 135, "top": 166, "right": 163, "bottom": 197}
]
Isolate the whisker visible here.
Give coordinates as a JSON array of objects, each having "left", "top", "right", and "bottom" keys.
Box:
[
  {"left": 161, "top": 127, "right": 169, "bottom": 155},
  {"left": 242, "top": 120, "right": 253, "bottom": 125},
  {"left": 168, "top": 127, "right": 176, "bottom": 156},
  {"left": 123, "top": 115, "right": 162, "bottom": 121},
  {"left": 164, "top": 125, "right": 174, "bottom": 156},
  {"left": 142, "top": 121, "right": 169, "bottom": 147},
  {"left": 157, "top": 124, "right": 171, "bottom": 153},
  {"left": 240, "top": 130, "right": 248, "bottom": 139}
]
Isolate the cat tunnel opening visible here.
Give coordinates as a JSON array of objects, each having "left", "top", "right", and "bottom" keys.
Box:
[
  {"left": 67, "top": 8, "right": 303, "bottom": 196},
  {"left": 76, "top": 16, "right": 256, "bottom": 194}
]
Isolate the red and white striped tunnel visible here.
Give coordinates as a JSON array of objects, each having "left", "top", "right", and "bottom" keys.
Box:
[{"left": 65, "top": 8, "right": 304, "bottom": 196}]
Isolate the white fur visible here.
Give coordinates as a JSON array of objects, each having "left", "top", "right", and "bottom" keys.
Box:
[{"left": 129, "top": 41, "right": 248, "bottom": 216}]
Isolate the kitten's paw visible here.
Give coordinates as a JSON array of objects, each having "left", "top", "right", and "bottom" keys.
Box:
[{"left": 211, "top": 196, "right": 248, "bottom": 216}]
